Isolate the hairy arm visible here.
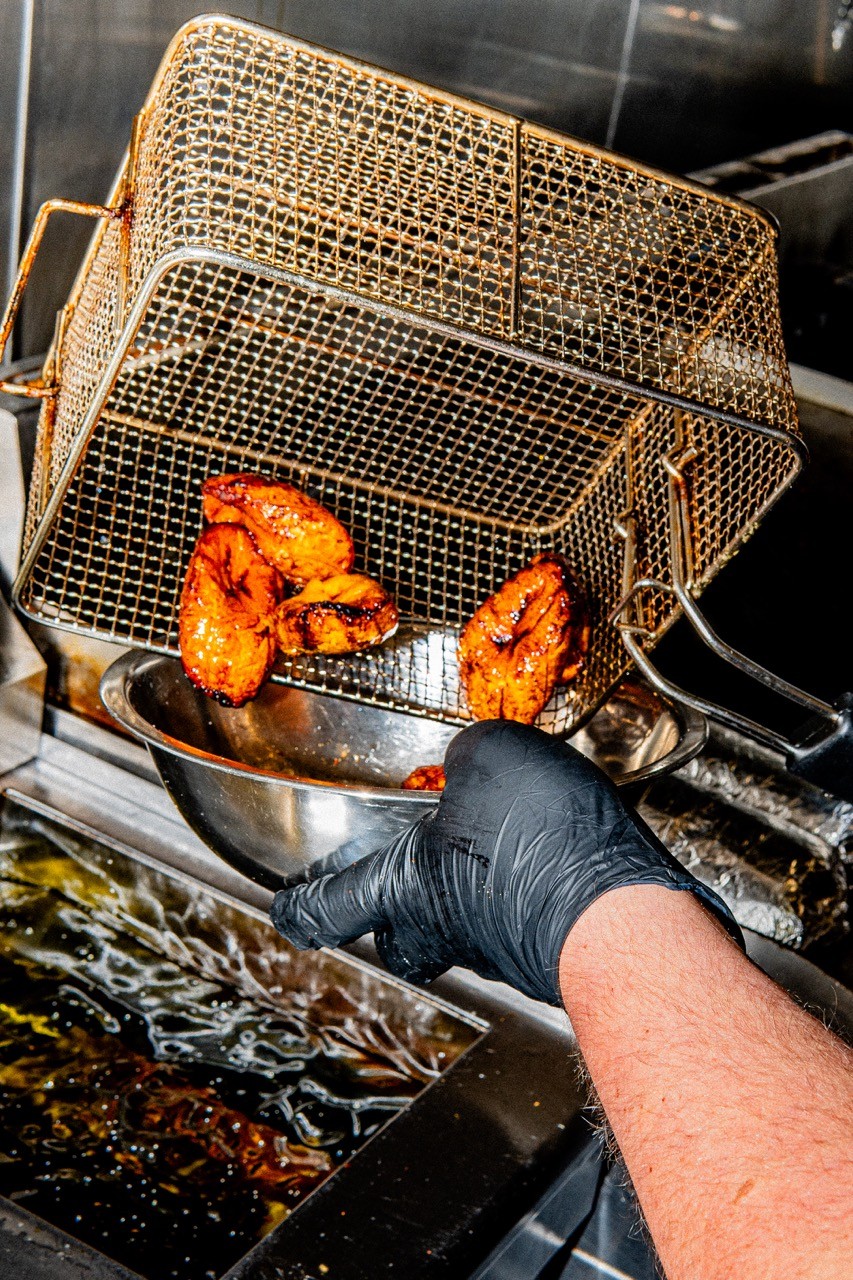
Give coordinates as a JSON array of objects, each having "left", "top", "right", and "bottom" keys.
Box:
[
  {"left": 272, "top": 722, "right": 853, "bottom": 1276},
  {"left": 560, "top": 885, "right": 853, "bottom": 1280}
]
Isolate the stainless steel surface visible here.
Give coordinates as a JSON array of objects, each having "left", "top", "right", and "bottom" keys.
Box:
[
  {"left": 605, "top": 0, "right": 640, "bottom": 148},
  {"left": 2, "top": 734, "right": 851, "bottom": 1280},
  {"left": 790, "top": 363, "right": 853, "bottom": 416},
  {"left": 0, "top": 768, "right": 591, "bottom": 1280},
  {"left": 0, "top": 591, "right": 45, "bottom": 774},
  {"left": 0, "top": 408, "right": 25, "bottom": 591},
  {"left": 6, "top": 729, "right": 277, "bottom": 917},
  {"left": 609, "top": 0, "right": 852, "bottom": 173},
  {"left": 693, "top": 131, "right": 853, "bottom": 263},
  {"left": 1, "top": 724, "right": 850, "bottom": 1279},
  {"left": 15, "top": 0, "right": 634, "bottom": 360},
  {"left": 472, "top": 1143, "right": 604, "bottom": 1280},
  {"left": 0, "top": 5, "right": 26, "bottom": 351},
  {"left": 6, "top": 1, "right": 33, "bottom": 320},
  {"left": 760, "top": 133, "right": 853, "bottom": 275},
  {"left": 696, "top": 127, "right": 853, "bottom": 180},
  {"left": 100, "top": 649, "right": 706, "bottom": 888},
  {"left": 3, "top": 396, "right": 134, "bottom": 727},
  {"left": 693, "top": 132, "right": 853, "bottom": 384},
  {"left": 0, "top": 410, "right": 44, "bottom": 770},
  {"left": 568, "top": 677, "right": 707, "bottom": 785}
]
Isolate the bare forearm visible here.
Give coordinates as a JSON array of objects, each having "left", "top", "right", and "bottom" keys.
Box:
[{"left": 560, "top": 886, "right": 853, "bottom": 1280}]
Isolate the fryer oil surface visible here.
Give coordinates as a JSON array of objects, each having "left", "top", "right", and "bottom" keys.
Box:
[{"left": 0, "top": 798, "right": 480, "bottom": 1279}]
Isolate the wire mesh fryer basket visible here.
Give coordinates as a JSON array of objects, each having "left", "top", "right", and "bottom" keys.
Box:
[{"left": 4, "top": 14, "right": 805, "bottom": 734}]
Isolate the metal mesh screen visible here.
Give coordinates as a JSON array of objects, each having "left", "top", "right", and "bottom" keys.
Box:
[
  {"left": 129, "top": 22, "right": 517, "bottom": 335},
  {"left": 16, "top": 14, "right": 803, "bottom": 732},
  {"left": 518, "top": 131, "right": 796, "bottom": 429}
]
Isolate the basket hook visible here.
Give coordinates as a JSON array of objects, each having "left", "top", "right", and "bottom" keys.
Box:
[
  {"left": 612, "top": 451, "right": 853, "bottom": 802},
  {"left": 0, "top": 198, "right": 124, "bottom": 399}
]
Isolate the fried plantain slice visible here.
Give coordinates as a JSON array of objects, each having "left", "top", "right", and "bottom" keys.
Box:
[
  {"left": 458, "top": 553, "right": 590, "bottom": 724},
  {"left": 202, "top": 473, "right": 355, "bottom": 585},
  {"left": 274, "top": 572, "right": 399, "bottom": 656},
  {"left": 401, "top": 765, "right": 446, "bottom": 791},
  {"left": 179, "top": 524, "right": 285, "bottom": 707}
]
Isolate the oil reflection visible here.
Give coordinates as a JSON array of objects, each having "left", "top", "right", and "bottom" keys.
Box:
[{"left": 0, "top": 803, "right": 479, "bottom": 1279}]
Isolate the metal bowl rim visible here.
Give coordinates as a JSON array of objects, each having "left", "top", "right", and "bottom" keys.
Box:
[
  {"left": 601, "top": 693, "right": 706, "bottom": 785},
  {"left": 100, "top": 650, "right": 442, "bottom": 805},
  {"left": 100, "top": 649, "right": 707, "bottom": 797}
]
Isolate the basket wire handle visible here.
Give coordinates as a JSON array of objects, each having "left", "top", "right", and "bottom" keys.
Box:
[
  {"left": 612, "top": 450, "right": 853, "bottom": 802},
  {"left": 0, "top": 197, "right": 124, "bottom": 398}
]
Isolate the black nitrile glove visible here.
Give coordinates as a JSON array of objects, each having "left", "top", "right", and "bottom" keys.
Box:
[{"left": 270, "top": 720, "right": 743, "bottom": 1005}]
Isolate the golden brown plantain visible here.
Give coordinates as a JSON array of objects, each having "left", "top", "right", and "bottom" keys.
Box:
[
  {"left": 202, "top": 473, "right": 355, "bottom": 585},
  {"left": 179, "top": 524, "right": 285, "bottom": 707},
  {"left": 401, "top": 765, "right": 446, "bottom": 791},
  {"left": 458, "top": 553, "right": 589, "bottom": 724},
  {"left": 274, "top": 572, "right": 399, "bottom": 655}
]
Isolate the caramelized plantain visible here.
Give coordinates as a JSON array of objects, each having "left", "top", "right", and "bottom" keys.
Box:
[
  {"left": 202, "top": 473, "right": 354, "bottom": 585},
  {"left": 274, "top": 572, "right": 399, "bottom": 655},
  {"left": 401, "top": 765, "right": 446, "bottom": 791},
  {"left": 458, "top": 553, "right": 589, "bottom": 724},
  {"left": 179, "top": 524, "right": 285, "bottom": 707}
]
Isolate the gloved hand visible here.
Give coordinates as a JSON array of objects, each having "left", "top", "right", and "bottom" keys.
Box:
[{"left": 270, "top": 720, "right": 743, "bottom": 1005}]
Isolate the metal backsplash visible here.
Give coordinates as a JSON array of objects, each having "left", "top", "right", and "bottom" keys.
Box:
[
  {"left": 1, "top": 0, "right": 851, "bottom": 360},
  {"left": 0, "top": 2, "right": 28, "bottom": 361}
]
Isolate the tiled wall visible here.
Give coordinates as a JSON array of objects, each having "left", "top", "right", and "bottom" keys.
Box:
[{"left": 1, "top": 0, "right": 851, "bottom": 358}]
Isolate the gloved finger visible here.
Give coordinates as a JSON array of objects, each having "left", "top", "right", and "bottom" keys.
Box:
[
  {"left": 442, "top": 719, "right": 623, "bottom": 834},
  {"left": 443, "top": 719, "right": 560, "bottom": 789},
  {"left": 374, "top": 924, "right": 451, "bottom": 986},
  {"left": 270, "top": 845, "right": 390, "bottom": 950}
]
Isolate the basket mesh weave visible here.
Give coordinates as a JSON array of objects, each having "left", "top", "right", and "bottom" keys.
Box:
[{"left": 17, "top": 15, "right": 802, "bottom": 731}]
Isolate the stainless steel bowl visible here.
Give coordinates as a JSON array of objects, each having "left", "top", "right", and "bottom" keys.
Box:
[{"left": 100, "top": 651, "right": 706, "bottom": 889}]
